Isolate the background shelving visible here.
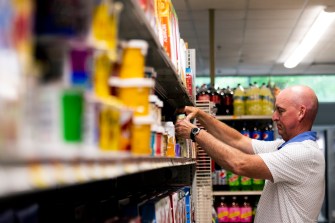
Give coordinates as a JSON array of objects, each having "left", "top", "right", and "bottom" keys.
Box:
[{"left": 213, "top": 191, "right": 262, "bottom": 196}]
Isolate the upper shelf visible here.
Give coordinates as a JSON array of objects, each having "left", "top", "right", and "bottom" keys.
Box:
[
  {"left": 216, "top": 115, "right": 273, "bottom": 121},
  {"left": 116, "top": 0, "right": 194, "bottom": 108}
]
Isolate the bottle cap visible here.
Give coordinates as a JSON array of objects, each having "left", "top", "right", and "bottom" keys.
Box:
[{"left": 126, "top": 39, "right": 149, "bottom": 55}]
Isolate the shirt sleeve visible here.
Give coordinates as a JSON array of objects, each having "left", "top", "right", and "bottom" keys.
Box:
[
  {"left": 257, "top": 142, "right": 315, "bottom": 184},
  {"left": 252, "top": 139, "right": 284, "bottom": 154}
]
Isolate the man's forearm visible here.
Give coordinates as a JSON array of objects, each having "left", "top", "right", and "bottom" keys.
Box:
[{"left": 195, "top": 109, "right": 253, "bottom": 154}]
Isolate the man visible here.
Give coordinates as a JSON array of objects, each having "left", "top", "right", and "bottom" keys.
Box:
[{"left": 175, "top": 85, "right": 325, "bottom": 223}]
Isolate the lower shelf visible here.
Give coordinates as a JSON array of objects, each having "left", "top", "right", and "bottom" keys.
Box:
[
  {"left": 0, "top": 157, "right": 196, "bottom": 199},
  {"left": 213, "top": 190, "right": 263, "bottom": 196}
]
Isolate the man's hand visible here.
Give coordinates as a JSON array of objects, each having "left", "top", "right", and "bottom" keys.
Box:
[
  {"left": 176, "top": 106, "right": 200, "bottom": 121},
  {"left": 175, "top": 118, "right": 198, "bottom": 139}
]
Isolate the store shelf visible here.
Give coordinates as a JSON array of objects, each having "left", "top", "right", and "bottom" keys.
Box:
[
  {"left": 0, "top": 155, "right": 195, "bottom": 199},
  {"left": 116, "top": 0, "right": 194, "bottom": 108},
  {"left": 212, "top": 190, "right": 263, "bottom": 196},
  {"left": 216, "top": 115, "right": 273, "bottom": 121}
]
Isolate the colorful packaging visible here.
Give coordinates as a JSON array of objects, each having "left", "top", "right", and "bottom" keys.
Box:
[
  {"left": 185, "top": 68, "right": 193, "bottom": 97},
  {"left": 61, "top": 88, "right": 84, "bottom": 142},
  {"left": 98, "top": 104, "right": 120, "bottom": 151},
  {"left": 163, "top": 121, "right": 176, "bottom": 157},
  {"left": 69, "top": 46, "right": 92, "bottom": 88},
  {"left": 240, "top": 176, "right": 252, "bottom": 191},
  {"left": 91, "top": 0, "right": 123, "bottom": 60},
  {"left": 227, "top": 171, "right": 240, "bottom": 191},
  {"left": 131, "top": 115, "right": 153, "bottom": 155},
  {"left": 228, "top": 197, "right": 240, "bottom": 223},
  {"left": 140, "top": 195, "right": 172, "bottom": 222},
  {"left": 156, "top": 0, "right": 172, "bottom": 58},
  {"left": 119, "top": 40, "right": 148, "bottom": 78},
  {"left": 93, "top": 53, "right": 112, "bottom": 99},
  {"left": 109, "top": 77, "right": 155, "bottom": 117}
]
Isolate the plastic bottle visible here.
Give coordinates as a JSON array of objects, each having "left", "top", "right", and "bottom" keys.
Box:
[
  {"left": 233, "top": 83, "right": 245, "bottom": 116},
  {"left": 262, "top": 123, "right": 274, "bottom": 141},
  {"left": 240, "top": 196, "right": 252, "bottom": 222},
  {"left": 164, "top": 121, "right": 176, "bottom": 157},
  {"left": 252, "top": 178, "right": 265, "bottom": 191},
  {"left": 267, "top": 84, "right": 275, "bottom": 115},
  {"left": 210, "top": 86, "right": 222, "bottom": 115},
  {"left": 223, "top": 86, "right": 234, "bottom": 115},
  {"left": 260, "top": 83, "right": 274, "bottom": 115},
  {"left": 176, "top": 114, "right": 188, "bottom": 157},
  {"left": 251, "top": 82, "right": 261, "bottom": 115},
  {"left": 217, "top": 196, "right": 229, "bottom": 223},
  {"left": 240, "top": 122, "right": 250, "bottom": 138},
  {"left": 251, "top": 123, "right": 262, "bottom": 140},
  {"left": 244, "top": 83, "right": 252, "bottom": 115},
  {"left": 228, "top": 196, "right": 240, "bottom": 222},
  {"left": 240, "top": 176, "right": 252, "bottom": 191},
  {"left": 259, "top": 83, "right": 267, "bottom": 115},
  {"left": 197, "top": 84, "right": 210, "bottom": 101},
  {"left": 119, "top": 39, "right": 148, "bottom": 78},
  {"left": 227, "top": 171, "right": 240, "bottom": 191}
]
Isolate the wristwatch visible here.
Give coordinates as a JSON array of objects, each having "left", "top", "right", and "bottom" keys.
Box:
[{"left": 190, "top": 127, "right": 201, "bottom": 142}]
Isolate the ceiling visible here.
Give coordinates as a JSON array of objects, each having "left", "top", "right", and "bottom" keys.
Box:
[{"left": 170, "top": 0, "right": 335, "bottom": 77}]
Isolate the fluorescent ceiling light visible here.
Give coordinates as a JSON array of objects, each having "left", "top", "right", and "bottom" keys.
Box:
[{"left": 284, "top": 8, "right": 335, "bottom": 69}]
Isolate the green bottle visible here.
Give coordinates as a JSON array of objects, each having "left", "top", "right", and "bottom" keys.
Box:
[
  {"left": 240, "top": 176, "right": 252, "bottom": 191},
  {"left": 252, "top": 178, "right": 265, "bottom": 191},
  {"left": 227, "top": 171, "right": 240, "bottom": 191},
  {"left": 61, "top": 89, "right": 84, "bottom": 142}
]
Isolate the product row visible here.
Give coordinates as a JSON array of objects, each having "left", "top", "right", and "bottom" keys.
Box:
[
  {"left": 0, "top": 186, "right": 193, "bottom": 223},
  {"left": 213, "top": 196, "right": 260, "bottom": 223},
  {"left": 197, "top": 83, "right": 276, "bottom": 116},
  {"left": 0, "top": 0, "right": 197, "bottom": 159},
  {"left": 212, "top": 164, "right": 265, "bottom": 191}
]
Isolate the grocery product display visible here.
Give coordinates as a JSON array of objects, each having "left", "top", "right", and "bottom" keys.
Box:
[
  {"left": 213, "top": 196, "right": 256, "bottom": 223},
  {"left": 0, "top": 0, "right": 198, "bottom": 221},
  {"left": 197, "top": 83, "right": 275, "bottom": 116}
]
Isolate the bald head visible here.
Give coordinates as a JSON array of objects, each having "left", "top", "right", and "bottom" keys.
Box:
[{"left": 279, "top": 85, "right": 319, "bottom": 127}]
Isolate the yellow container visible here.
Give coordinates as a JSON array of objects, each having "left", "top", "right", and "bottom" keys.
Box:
[
  {"left": 131, "top": 116, "right": 154, "bottom": 155},
  {"left": 120, "top": 39, "right": 148, "bottom": 78},
  {"left": 98, "top": 104, "right": 120, "bottom": 151},
  {"left": 109, "top": 77, "right": 155, "bottom": 116}
]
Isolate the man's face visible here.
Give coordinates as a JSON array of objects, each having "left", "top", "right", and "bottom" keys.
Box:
[{"left": 272, "top": 93, "right": 300, "bottom": 141}]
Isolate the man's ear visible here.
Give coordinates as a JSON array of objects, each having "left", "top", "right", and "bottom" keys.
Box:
[{"left": 298, "top": 105, "right": 306, "bottom": 122}]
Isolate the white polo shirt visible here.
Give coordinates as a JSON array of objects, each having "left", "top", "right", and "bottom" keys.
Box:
[{"left": 252, "top": 138, "right": 325, "bottom": 223}]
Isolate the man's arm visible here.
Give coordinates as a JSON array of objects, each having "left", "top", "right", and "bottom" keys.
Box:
[
  {"left": 195, "top": 128, "right": 273, "bottom": 181},
  {"left": 184, "top": 106, "right": 254, "bottom": 154}
]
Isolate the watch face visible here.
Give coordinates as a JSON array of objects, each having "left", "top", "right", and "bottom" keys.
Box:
[{"left": 192, "top": 128, "right": 200, "bottom": 134}]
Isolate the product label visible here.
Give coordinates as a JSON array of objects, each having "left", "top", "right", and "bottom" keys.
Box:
[
  {"left": 241, "top": 176, "right": 252, "bottom": 185},
  {"left": 240, "top": 207, "right": 252, "bottom": 222},
  {"left": 217, "top": 207, "right": 229, "bottom": 222},
  {"left": 228, "top": 173, "right": 239, "bottom": 186},
  {"left": 228, "top": 207, "right": 241, "bottom": 222},
  {"left": 262, "top": 130, "right": 274, "bottom": 141},
  {"left": 251, "top": 130, "right": 262, "bottom": 140}
]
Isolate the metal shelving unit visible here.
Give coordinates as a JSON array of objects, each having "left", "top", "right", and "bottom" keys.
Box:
[
  {"left": 0, "top": 0, "right": 197, "bottom": 205},
  {"left": 194, "top": 100, "right": 215, "bottom": 223}
]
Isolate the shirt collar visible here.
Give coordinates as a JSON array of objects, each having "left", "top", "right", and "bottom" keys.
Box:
[{"left": 278, "top": 131, "right": 317, "bottom": 150}]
